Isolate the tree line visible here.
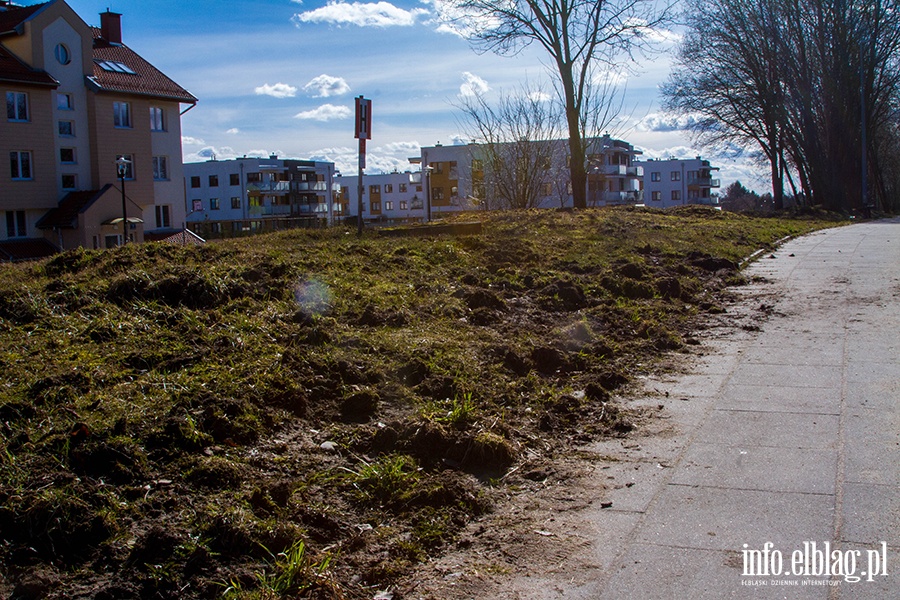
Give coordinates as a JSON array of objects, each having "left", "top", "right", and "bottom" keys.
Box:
[{"left": 664, "top": 0, "right": 900, "bottom": 213}]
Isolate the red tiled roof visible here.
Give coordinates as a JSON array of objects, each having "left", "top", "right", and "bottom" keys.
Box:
[
  {"left": 90, "top": 27, "right": 197, "bottom": 103},
  {"left": 0, "top": 43, "right": 57, "bottom": 85},
  {"left": 36, "top": 185, "right": 112, "bottom": 229},
  {"left": 0, "top": 2, "right": 47, "bottom": 35},
  {"left": 0, "top": 238, "right": 58, "bottom": 261}
]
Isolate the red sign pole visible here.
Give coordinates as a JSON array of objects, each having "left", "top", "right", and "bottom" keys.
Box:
[{"left": 355, "top": 96, "right": 372, "bottom": 236}]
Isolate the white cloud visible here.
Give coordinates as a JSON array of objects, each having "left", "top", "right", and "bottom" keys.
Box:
[
  {"left": 426, "top": 0, "right": 499, "bottom": 38},
  {"left": 293, "top": 1, "right": 429, "bottom": 28},
  {"left": 255, "top": 82, "right": 298, "bottom": 98},
  {"left": 294, "top": 104, "right": 353, "bottom": 121},
  {"left": 527, "top": 90, "right": 552, "bottom": 102},
  {"left": 459, "top": 71, "right": 489, "bottom": 97},
  {"left": 226, "top": 128, "right": 241, "bottom": 135},
  {"left": 303, "top": 74, "right": 351, "bottom": 98},
  {"left": 182, "top": 136, "right": 205, "bottom": 145},
  {"left": 593, "top": 67, "right": 629, "bottom": 87},
  {"left": 635, "top": 112, "right": 706, "bottom": 133}
]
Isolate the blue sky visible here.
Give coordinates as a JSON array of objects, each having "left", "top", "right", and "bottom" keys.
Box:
[{"left": 60, "top": 0, "right": 767, "bottom": 191}]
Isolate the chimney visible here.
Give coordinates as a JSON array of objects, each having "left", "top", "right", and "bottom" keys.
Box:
[{"left": 100, "top": 10, "right": 122, "bottom": 44}]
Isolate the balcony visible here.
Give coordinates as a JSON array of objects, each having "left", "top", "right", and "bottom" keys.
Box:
[
  {"left": 248, "top": 204, "right": 292, "bottom": 216},
  {"left": 687, "top": 177, "right": 721, "bottom": 188},
  {"left": 601, "top": 190, "right": 644, "bottom": 205},
  {"left": 247, "top": 181, "right": 291, "bottom": 193}
]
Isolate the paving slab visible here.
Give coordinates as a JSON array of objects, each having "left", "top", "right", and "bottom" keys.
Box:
[{"left": 589, "top": 219, "right": 900, "bottom": 598}]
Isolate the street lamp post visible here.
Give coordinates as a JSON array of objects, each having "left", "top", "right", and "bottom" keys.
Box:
[{"left": 116, "top": 156, "right": 131, "bottom": 245}]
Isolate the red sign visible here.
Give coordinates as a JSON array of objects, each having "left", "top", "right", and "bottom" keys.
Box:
[{"left": 355, "top": 96, "right": 372, "bottom": 140}]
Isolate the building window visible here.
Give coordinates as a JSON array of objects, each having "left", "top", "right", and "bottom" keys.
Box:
[
  {"left": 58, "top": 120, "right": 74, "bottom": 136},
  {"left": 451, "top": 186, "right": 459, "bottom": 197},
  {"left": 433, "top": 162, "right": 443, "bottom": 174},
  {"left": 155, "top": 205, "right": 171, "bottom": 228},
  {"left": 6, "top": 92, "right": 28, "bottom": 121},
  {"left": 230, "top": 173, "right": 240, "bottom": 186},
  {"left": 210, "top": 198, "right": 220, "bottom": 210},
  {"left": 687, "top": 170, "right": 697, "bottom": 181},
  {"left": 472, "top": 159, "right": 483, "bottom": 171},
  {"left": 671, "top": 190, "right": 681, "bottom": 201},
  {"left": 57, "top": 93, "right": 73, "bottom": 110},
  {"left": 115, "top": 154, "right": 134, "bottom": 180},
  {"left": 371, "top": 201, "right": 381, "bottom": 212},
  {"left": 152, "top": 156, "right": 168, "bottom": 180},
  {"left": 209, "top": 223, "right": 222, "bottom": 234},
  {"left": 209, "top": 175, "right": 219, "bottom": 187},
  {"left": 60, "top": 148, "right": 76, "bottom": 163},
  {"left": 431, "top": 187, "right": 444, "bottom": 201},
  {"left": 62, "top": 174, "right": 77, "bottom": 189},
  {"left": 150, "top": 107, "right": 165, "bottom": 131},
  {"left": 190, "top": 176, "right": 200, "bottom": 188},
  {"left": 54, "top": 43, "right": 71, "bottom": 65},
  {"left": 113, "top": 101, "right": 131, "bottom": 128},
  {"left": 385, "top": 184, "right": 393, "bottom": 193},
  {"left": 6, "top": 211, "right": 27, "bottom": 238},
  {"left": 688, "top": 189, "right": 700, "bottom": 199},
  {"left": 651, "top": 191, "right": 661, "bottom": 201},
  {"left": 385, "top": 201, "right": 393, "bottom": 211},
  {"left": 192, "top": 199, "right": 202, "bottom": 212},
  {"left": 232, "top": 222, "right": 243, "bottom": 233},
  {"left": 399, "top": 183, "right": 407, "bottom": 193},
  {"left": 671, "top": 171, "right": 681, "bottom": 181},
  {"left": 247, "top": 172, "right": 261, "bottom": 183},
  {"left": 650, "top": 172, "right": 660, "bottom": 182},
  {"left": 369, "top": 184, "right": 380, "bottom": 195},
  {"left": 400, "top": 200, "right": 408, "bottom": 210},
  {"left": 231, "top": 197, "right": 241, "bottom": 209},
  {"left": 10, "top": 151, "right": 32, "bottom": 180}
]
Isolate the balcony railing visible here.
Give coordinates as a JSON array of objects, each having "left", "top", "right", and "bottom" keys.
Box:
[
  {"left": 248, "top": 204, "right": 292, "bottom": 216},
  {"left": 687, "top": 177, "right": 721, "bottom": 188},
  {"left": 247, "top": 182, "right": 291, "bottom": 193},
  {"left": 601, "top": 190, "right": 644, "bottom": 204}
]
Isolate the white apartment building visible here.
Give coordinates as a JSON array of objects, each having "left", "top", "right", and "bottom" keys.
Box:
[
  {"left": 183, "top": 155, "right": 335, "bottom": 239},
  {"left": 413, "top": 136, "right": 643, "bottom": 213},
  {"left": 334, "top": 171, "right": 428, "bottom": 223},
  {"left": 637, "top": 157, "right": 721, "bottom": 208}
]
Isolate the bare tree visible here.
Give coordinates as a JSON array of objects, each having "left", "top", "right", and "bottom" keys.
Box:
[
  {"left": 456, "top": 87, "right": 565, "bottom": 209},
  {"left": 663, "top": 0, "right": 789, "bottom": 210},
  {"left": 665, "top": 0, "right": 900, "bottom": 212},
  {"left": 444, "top": 0, "right": 675, "bottom": 208}
]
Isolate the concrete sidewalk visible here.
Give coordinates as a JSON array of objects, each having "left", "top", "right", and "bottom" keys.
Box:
[{"left": 571, "top": 219, "right": 900, "bottom": 599}]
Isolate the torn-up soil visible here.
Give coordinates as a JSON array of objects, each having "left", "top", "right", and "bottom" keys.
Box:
[{"left": 0, "top": 208, "right": 837, "bottom": 599}]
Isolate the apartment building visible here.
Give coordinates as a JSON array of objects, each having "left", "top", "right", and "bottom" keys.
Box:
[
  {"left": 335, "top": 171, "right": 427, "bottom": 223},
  {"left": 412, "top": 136, "right": 643, "bottom": 213},
  {"left": 636, "top": 157, "right": 721, "bottom": 208},
  {"left": 0, "top": 0, "right": 197, "bottom": 259},
  {"left": 183, "top": 156, "right": 335, "bottom": 239}
]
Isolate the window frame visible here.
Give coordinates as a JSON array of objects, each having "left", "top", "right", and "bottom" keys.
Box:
[
  {"left": 61, "top": 174, "right": 77, "bottom": 189},
  {"left": 149, "top": 106, "right": 165, "bottom": 132},
  {"left": 58, "top": 120, "right": 74, "bottom": 136},
  {"left": 113, "top": 101, "right": 132, "bottom": 128},
  {"left": 6, "top": 91, "right": 29, "bottom": 122},
  {"left": 10, "top": 151, "right": 33, "bottom": 180},
  {"left": 152, "top": 156, "right": 169, "bottom": 181},
  {"left": 57, "top": 93, "right": 73, "bottom": 110},
  {"left": 60, "top": 148, "right": 76, "bottom": 164},
  {"left": 6, "top": 210, "right": 27, "bottom": 238},
  {"left": 155, "top": 204, "right": 172, "bottom": 228}
]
